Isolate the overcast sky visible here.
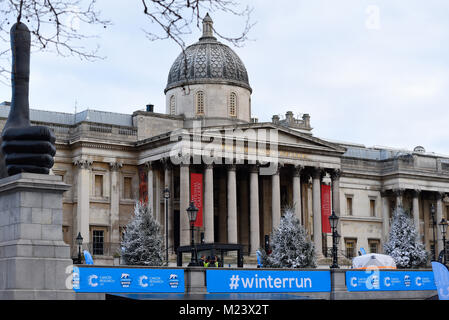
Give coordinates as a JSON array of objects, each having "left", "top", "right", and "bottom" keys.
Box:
[{"left": 1, "top": 1, "right": 449, "bottom": 155}]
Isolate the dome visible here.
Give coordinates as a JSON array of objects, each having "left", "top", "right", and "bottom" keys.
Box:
[{"left": 165, "top": 14, "right": 251, "bottom": 93}]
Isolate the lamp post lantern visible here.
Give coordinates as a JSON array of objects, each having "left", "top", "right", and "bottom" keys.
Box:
[
  {"left": 431, "top": 203, "right": 437, "bottom": 261},
  {"left": 75, "top": 232, "right": 83, "bottom": 264},
  {"left": 329, "top": 210, "right": 340, "bottom": 268},
  {"left": 163, "top": 186, "right": 170, "bottom": 265},
  {"left": 439, "top": 218, "right": 448, "bottom": 265},
  {"left": 186, "top": 201, "right": 199, "bottom": 266}
]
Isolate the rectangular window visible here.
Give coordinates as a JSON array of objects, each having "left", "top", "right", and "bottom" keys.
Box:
[
  {"left": 368, "top": 239, "right": 380, "bottom": 253},
  {"left": 124, "top": 177, "right": 133, "bottom": 199},
  {"left": 94, "top": 175, "right": 103, "bottom": 197},
  {"left": 346, "top": 197, "right": 353, "bottom": 216},
  {"left": 92, "top": 230, "right": 104, "bottom": 255},
  {"left": 345, "top": 239, "right": 356, "bottom": 259},
  {"left": 370, "top": 199, "right": 376, "bottom": 217}
]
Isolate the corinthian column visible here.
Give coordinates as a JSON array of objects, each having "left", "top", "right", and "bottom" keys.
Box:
[
  {"left": 109, "top": 161, "right": 122, "bottom": 245},
  {"left": 180, "top": 163, "right": 190, "bottom": 246},
  {"left": 204, "top": 164, "right": 214, "bottom": 243},
  {"left": 145, "top": 161, "right": 154, "bottom": 215},
  {"left": 163, "top": 159, "right": 173, "bottom": 252},
  {"left": 227, "top": 165, "right": 238, "bottom": 244},
  {"left": 293, "top": 165, "right": 303, "bottom": 223},
  {"left": 271, "top": 163, "right": 281, "bottom": 230},
  {"left": 74, "top": 159, "right": 92, "bottom": 243},
  {"left": 250, "top": 165, "right": 260, "bottom": 255},
  {"left": 381, "top": 191, "right": 390, "bottom": 245},
  {"left": 331, "top": 169, "right": 341, "bottom": 235},
  {"left": 412, "top": 189, "right": 421, "bottom": 237},
  {"left": 312, "top": 167, "right": 323, "bottom": 258},
  {"left": 436, "top": 192, "right": 444, "bottom": 254}
]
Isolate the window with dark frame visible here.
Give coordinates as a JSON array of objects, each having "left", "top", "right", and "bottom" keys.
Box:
[
  {"left": 370, "top": 199, "right": 376, "bottom": 217},
  {"left": 94, "top": 174, "right": 103, "bottom": 197},
  {"left": 368, "top": 239, "right": 380, "bottom": 253},
  {"left": 345, "top": 239, "right": 356, "bottom": 259},
  {"left": 346, "top": 197, "right": 353, "bottom": 216},
  {"left": 92, "top": 230, "right": 104, "bottom": 255},
  {"left": 124, "top": 177, "right": 133, "bottom": 199}
]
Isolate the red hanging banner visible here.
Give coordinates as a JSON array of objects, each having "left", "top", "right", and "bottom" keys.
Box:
[
  {"left": 190, "top": 173, "right": 203, "bottom": 227},
  {"left": 321, "top": 184, "right": 331, "bottom": 233}
]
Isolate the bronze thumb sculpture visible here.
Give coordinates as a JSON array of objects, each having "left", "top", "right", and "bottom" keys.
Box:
[{"left": 1, "top": 22, "right": 56, "bottom": 176}]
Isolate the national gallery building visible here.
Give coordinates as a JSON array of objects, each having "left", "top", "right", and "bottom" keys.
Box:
[{"left": 1, "top": 15, "right": 449, "bottom": 265}]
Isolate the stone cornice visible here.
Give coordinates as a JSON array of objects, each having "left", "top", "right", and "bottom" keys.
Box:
[{"left": 0, "top": 173, "right": 70, "bottom": 194}]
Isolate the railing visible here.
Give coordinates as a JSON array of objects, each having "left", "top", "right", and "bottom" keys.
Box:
[
  {"left": 323, "top": 247, "right": 353, "bottom": 265},
  {"left": 31, "top": 121, "right": 138, "bottom": 143},
  {"left": 71, "top": 242, "right": 122, "bottom": 259}
]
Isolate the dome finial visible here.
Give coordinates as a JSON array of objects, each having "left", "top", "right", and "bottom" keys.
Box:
[{"left": 200, "top": 12, "right": 215, "bottom": 40}]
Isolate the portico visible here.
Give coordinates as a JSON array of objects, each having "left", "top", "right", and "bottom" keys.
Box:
[{"left": 138, "top": 124, "right": 346, "bottom": 258}]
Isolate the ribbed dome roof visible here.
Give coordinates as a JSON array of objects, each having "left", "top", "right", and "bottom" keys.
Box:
[{"left": 165, "top": 14, "right": 251, "bottom": 93}]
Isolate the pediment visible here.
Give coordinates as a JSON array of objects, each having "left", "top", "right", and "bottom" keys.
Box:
[{"left": 218, "top": 122, "right": 347, "bottom": 155}]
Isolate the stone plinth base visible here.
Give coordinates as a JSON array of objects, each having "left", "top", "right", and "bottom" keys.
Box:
[{"left": 0, "top": 173, "right": 74, "bottom": 299}]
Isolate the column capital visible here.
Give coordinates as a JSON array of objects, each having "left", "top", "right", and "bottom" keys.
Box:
[
  {"left": 392, "top": 188, "right": 405, "bottom": 196},
  {"left": 73, "top": 159, "right": 92, "bottom": 170},
  {"left": 205, "top": 163, "right": 214, "bottom": 170},
  {"left": 227, "top": 164, "right": 237, "bottom": 171},
  {"left": 435, "top": 191, "right": 445, "bottom": 201},
  {"left": 161, "top": 158, "right": 173, "bottom": 170},
  {"left": 109, "top": 161, "right": 123, "bottom": 172},
  {"left": 272, "top": 162, "right": 283, "bottom": 175},
  {"left": 411, "top": 189, "right": 421, "bottom": 197},
  {"left": 249, "top": 164, "right": 259, "bottom": 174},
  {"left": 293, "top": 165, "right": 304, "bottom": 177},
  {"left": 330, "top": 168, "right": 341, "bottom": 180},
  {"left": 380, "top": 190, "right": 390, "bottom": 198},
  {"left": 144, "top": 161, "right": 153, "bottom": 169},
  {"left": 311, "top": 166, "right": 323, "bottom": 179}
]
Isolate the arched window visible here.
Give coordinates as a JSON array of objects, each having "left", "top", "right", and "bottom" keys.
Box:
[
  {"left": 169, "top": 95, "right": 176, "bottom": 115},
  {"left": 195, "top": 91, "right": 205, "bottom": 115},
  {"left": 229, "top": 92, "right": 237, "bottom": 117}
]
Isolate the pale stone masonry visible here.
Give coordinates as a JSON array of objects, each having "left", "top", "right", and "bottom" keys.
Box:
[{"left": 0, "top": 173, "right": 73, "bottom": 299}]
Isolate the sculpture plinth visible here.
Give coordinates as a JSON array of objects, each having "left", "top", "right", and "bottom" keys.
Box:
[{"left": 0, "top": 173, "right": 74, "bottom": 299}]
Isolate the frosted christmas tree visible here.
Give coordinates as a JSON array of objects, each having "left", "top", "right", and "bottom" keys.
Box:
[
  {"left": 264, "top": 206, "right": 316, "bottom": 268},
  {"left": 121, "top": 202, "right": 164, "bottom": 266},
  {"left": 383, "top": 206, "right": 427, "bottom": 268}
]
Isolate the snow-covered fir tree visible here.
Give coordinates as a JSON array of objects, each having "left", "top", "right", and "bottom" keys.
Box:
[
  {"left": 121, "top": 202, "right": 164, "bottom": 266},
  {"left": 264, "top": 206, "right": 316, "bottom": 268},
  {"left": 383, "top": 206, "right": 427, "bottom": 268}
]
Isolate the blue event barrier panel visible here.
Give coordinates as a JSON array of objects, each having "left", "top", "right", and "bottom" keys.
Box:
[
  {"left": 72, "top": 267, "right": 185, "bottom": 293},
  {"left": 206, "top": 270, "right": 331, "bottom": 293},
  {"left": 346, "top": 270, "right": 436, "bottom": 292}
]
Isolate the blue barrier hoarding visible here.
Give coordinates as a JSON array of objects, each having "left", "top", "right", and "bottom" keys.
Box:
[
  {"left": 206, "top": 270, "right": 331, "bottom": 293},
  {"left": 346, "top": 270, "right": 436, "bottom": 292},
  {"left": 73, "top": 267, "right": 185, "bottom": 293}
]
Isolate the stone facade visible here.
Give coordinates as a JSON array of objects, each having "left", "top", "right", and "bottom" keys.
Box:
[{"left": 0, "top": 15, "right": 448, "bottom": 267}]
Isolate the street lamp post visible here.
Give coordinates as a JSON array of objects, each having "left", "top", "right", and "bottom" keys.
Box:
[
  {"left": 329, "top": 210, "right": 340, "bottom": 269},
  {"left": 76, "top": 232, "right": 83, "bottom": 264},
  {"left": 431, "top": 204, "right": 437, "bottom": 261},
  {"left": 439, "top": 218, "right": 448, "bottom": 265},
  {"left": 164, "top": 186, "right": 170, "bottom": 266},
  {"left": 186, "top": 201, "right": 199, "bottom": 266}
]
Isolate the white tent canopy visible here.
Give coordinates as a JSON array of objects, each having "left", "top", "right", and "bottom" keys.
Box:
[{"left": 352, "top": 253, "right": 397, "bottom": 269}]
